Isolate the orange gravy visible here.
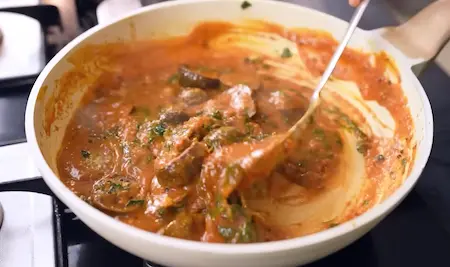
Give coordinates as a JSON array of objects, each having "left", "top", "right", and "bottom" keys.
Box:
[{"left": 56, "top": 22, "right": 413, "bottom": 243}]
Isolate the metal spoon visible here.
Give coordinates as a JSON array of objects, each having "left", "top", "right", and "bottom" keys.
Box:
[
  {"left": 235, "top": 0, "right": 372, "bottom": 186},
  {"left": 288, "top": 0, "right": 371, "bottom": 140}
]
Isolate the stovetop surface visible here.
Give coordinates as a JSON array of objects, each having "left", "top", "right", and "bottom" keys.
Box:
[
  {"left": 1, "top": 1, "right": 450, "bottom": 267},
  {"left": 57, "top": 188, "right": 450, "bottom": 267}
]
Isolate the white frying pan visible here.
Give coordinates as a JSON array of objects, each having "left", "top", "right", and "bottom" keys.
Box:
[{"left": 24, "top": 0, "right": 449, "bottom": 266}]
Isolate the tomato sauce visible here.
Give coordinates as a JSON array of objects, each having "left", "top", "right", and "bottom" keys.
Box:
[{"left": 56, "top": 21, "right": 413, "bottom": 243}]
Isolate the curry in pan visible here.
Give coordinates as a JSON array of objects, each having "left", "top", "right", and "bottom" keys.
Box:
[{"left": 56, "top": 21, "right": 414, "bottom": 243}]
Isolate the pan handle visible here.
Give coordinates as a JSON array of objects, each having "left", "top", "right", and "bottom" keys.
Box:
[
  {"left": 0, "top": 176, "right": 55, "bottom": 196},
  {"left": 378, "top": 0, "right": 450, "bottom": 68}
]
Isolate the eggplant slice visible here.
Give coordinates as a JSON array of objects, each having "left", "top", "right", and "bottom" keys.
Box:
[
  {"left": 91, "top": 176, "right": 144, "bottom": 213},
  {"left": 178, "top": 65, "right": 221, "bottom": 89},
  {"left": 155, "top": 141, "right": 208, "bottom": 187}
]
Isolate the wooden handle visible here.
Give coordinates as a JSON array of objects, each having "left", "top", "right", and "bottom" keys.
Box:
[{"left": 382, "top": 0, "right": 450, "bottom": 65}]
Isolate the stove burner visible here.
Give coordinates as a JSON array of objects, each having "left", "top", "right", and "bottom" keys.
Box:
[{"left": 0, "top": 202, "right": 4, "bottom": 230}]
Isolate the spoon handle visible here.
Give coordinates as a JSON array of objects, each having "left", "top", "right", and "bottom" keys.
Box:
[{"left": 288, "top": 0, "right": 371, "bottom": 140}]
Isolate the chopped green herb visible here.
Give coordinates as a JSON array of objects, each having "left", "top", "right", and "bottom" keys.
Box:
[
  {"left": 247, "top": 133, "right": 270, "bottom": 141},
  {"left": 203, "top": 123, "right": 214, "bottom": 132},
  {"left": 157, "top": 208, "right": 167, "bottom": 216},
  {"left": 281, "top": 47, "right": 293, "bottom": 58},
  {"left": 376, "top": 154, "right": 385, "bottom": 162},
  {"left": 167, "top": 73, "right": 179, "bottom": 84},
  {"left": 239, "top": 220, "right": 257, "bottom": 243},
  {"left": 244, "top": 122, "right": 254, "bottom": 134},
  {"left": 241, "top": 1, "right": 252, "bottom": 9},
  {"left": 126, "top": 199, "right": 145, "bottom": 207},
  {"left": 211, "top": 110, "right": 223, "bottom": 120},
  {"left": 326, "top": 107, "right": 367, "bottom": 139},
  {"left": 223, "top": 164, "right": 245, "bottom": 189},
  {"left": 107, "top": 182, "right": 126, "bottom": 194},
  {"left": 401, "top": 158, "right": 408, "bottom": 172},
  {"left": 132, "top": 138, "right": 141, "bottom": 146},
  {"left": 312, "top": 128, "right": 325, "bottom": 141},
  {"left": 262, "top": 63, "right": 271, "bottom": 69},
  {"left": 81, "top": 150, "right": 91, "bottom": 159},
  {"left": 153, "top": 123, "right": 167, "bottom": 136},
  {"left": 164, "top": 141, "right": 173, "bottom": 151},
  {"left": 401, "top": 158, "right": 407, "bottom": 166},
  {"left": 363, "top": 200, "right": 370, "bottom": 206},
  {"left": 105, "top": 126, "right": 120, "bottom": 138}
]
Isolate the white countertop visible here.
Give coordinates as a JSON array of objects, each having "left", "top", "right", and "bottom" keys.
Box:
[
  {"left": 0, "top": 0, "right": 45, "bottom": 80},
  {"left": 0, "top": 143, "right": 54, "bottom": 267}
]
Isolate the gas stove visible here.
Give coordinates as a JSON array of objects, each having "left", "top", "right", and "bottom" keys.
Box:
[
  {"left": 1, "top": 1, "right": 450, "bottom": 267},
  {"left": 1, "top": 144, "right": 450, "bottom": 267}
]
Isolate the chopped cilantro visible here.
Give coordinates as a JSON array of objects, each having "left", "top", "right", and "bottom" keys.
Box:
[
  {"left": 239, "top": 220, "right": 257, "bottom": 243},
  {"left": 203, "top": 123, "right": 214, "bottom": 132},
  {"left": 223, "top": 164, "right": 245, "bottom": 189},
  {"left": 105, "top": 126, "right": 120, "bottom": 138},
  {"left": 153, "top": 123, "right": 166, "bottom": 136},
  {"left": 281, "top": 47, "right": 293, "bottom": 58},
  {"left": 81, "top": 150, "right": 90, "bottom": 159},
  {"left": 211, "top": 110, "right": 223, "bottom": 120},
  {"left": 241, "top": 1, "right": 252, "bottom": 9},
  {"left": 126, "top": 199, "right": 145, "bottom": 207},
  {"left": 167, "top": 73, "right": 179, "bottom": 84},
  {"left": 363, "top": 199, "right": 370, "bottom": 206},
  {"left": 157, "top": 208, "right": 167, "bottom": 216},
  {"left": 401, "top": 158, "right": 407, "bottom": 166},
  {"left": 107, "top": 182, "right": 126, "bottom": 194},
  {"left": 247, "top": 133, "right": 270, "bottom": 141},
  {"left": 312, "top": 128, "right": 325, "bottom": 141},
  {"left": 401, "top": 158, "right": 408, "bottom": 172}
]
